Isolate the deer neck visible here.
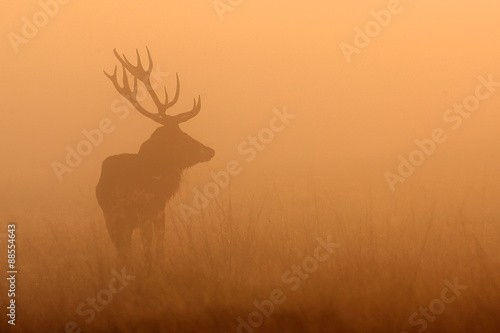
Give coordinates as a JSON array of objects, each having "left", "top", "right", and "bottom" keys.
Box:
[{"left": 137, "top": 154, "right": 183, "bottom": 180}]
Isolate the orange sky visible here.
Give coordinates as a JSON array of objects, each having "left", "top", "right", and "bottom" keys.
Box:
[{"left": 1, "top": 0, "right": 500, "bottom": 201}]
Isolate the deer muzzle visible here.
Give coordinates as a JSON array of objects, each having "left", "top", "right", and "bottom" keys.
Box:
[{"left": 199, "top": 147, "right": 215, "bottom": 162}]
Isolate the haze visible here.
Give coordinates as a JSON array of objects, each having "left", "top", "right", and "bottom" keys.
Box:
[{"left": 1, "top": 1, "right": 499, "bottom": 332}]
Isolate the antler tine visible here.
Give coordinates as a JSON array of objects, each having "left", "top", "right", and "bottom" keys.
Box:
[
  {"left": 112, "top": 49, "right": 133, "bottom": 73},
  {"left": 131, "top": 73, "right": 138, "bottom": 97},
  {"left": 160, "top": 86, "right": 169, "bottom": 115},
  {"left": 166, "top": 73, "right": 181, "bottom": 109},
  {"left": 121, "top": 51, "right": 138, "bottom": 73},
  {"left": 158, "top": 74, "right": 181, "bottom": 115},
  {"left": 145, "top": 46, "right": 154, "bottom": 74},
  {"left": 105, "top": 48, "right": 201, "bottom": 126},
  {"left": 112, "top": 49, "right": 146, "bottom": 81},
  {"left": 104, "top": 57, "right": 166, "bottom": 125},
  {"left": 103, "top": 65, "right": 117, "bottom": 81},
  {"left": 135, "top": 49, "right": 142, "bottom": 70},
  {"left": 121, "top": 64, "right": 139, "bottom": 100},
  {"left": 126, "top": 48, "right": 148, "bottom": 78},
  {"left": 173, "top": 96, "right": 202, "bottom": 124},
  {"left": 121, "top": 64, "right": 130, "bottom": 92},
  {"left": 104, "top": 65, "right": 127, "bottom": 94},
  {"left": 117, "top": 48, "right": 167, "bottom": 112}
]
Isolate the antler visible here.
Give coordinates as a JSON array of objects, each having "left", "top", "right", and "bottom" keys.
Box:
[{"left": 104, "top": 47, "right": 201, "bottom": 125}]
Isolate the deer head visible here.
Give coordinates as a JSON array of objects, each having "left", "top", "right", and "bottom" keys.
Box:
[{"left": 104, "top": 48, "right": 215, "bottom": 173}]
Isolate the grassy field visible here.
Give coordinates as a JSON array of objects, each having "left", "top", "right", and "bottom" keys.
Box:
[{"left": 1, "top": 173, "right": 499, "bottom": 333}]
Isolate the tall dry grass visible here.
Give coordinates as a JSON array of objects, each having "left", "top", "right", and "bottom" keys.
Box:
[{"left": 1, "top": 174, "right": 499, "bottom": 333}]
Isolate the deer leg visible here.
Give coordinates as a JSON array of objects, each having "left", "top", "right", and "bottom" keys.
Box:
[
  {"left": 106, "top": 212, "right": 132, "bottom": 264},
  {"left": 115, "top": 226, "right": 133, "bottom": 272},
  {"left": 153, "top": 210, "right": 166, "bottom": 259},
  {"left": 140, "top": 221, "right": 153, "bottom": 274}
]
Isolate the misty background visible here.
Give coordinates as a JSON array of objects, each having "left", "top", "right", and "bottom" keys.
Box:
[
  {"left": 2, "top": 1, "right": 500, "bottom": 332},
  {"left": 1, "top": 1, "right": 500, "bottom": 205}
]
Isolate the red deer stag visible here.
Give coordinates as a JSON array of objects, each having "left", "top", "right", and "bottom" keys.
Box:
[{"left": 96, "top": 48, "right": 214, "bottom": 269}]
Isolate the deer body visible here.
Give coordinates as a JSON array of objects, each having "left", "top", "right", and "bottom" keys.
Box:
[{"left": 96, "top": 48, "right": 214, "bottom": 267}]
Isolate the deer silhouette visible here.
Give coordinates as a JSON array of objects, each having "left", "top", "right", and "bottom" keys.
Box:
[{"left": 96, "top": 48, "right": 214, "bottom": 269}]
